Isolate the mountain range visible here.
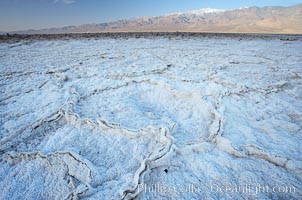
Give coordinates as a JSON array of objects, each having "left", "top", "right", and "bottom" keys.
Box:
[{"left": 10, "top": 4, "right": 302, "bottom": 34}]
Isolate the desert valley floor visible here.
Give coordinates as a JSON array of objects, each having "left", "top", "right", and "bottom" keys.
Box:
[{"left": 0, "top": 34, "right": 302, "bottom": 199}]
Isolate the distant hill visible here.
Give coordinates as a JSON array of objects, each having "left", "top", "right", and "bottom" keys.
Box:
[{"left": 11, "top": 4, "right": 302, "bottom": 34}]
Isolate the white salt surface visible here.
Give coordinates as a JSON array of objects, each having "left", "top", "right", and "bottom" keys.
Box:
[{"left": 0, "top": 36, "right": 301, "bottom": 199}]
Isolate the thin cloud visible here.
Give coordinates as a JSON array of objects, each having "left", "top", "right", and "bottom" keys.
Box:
[{"left": 54, "top": 0, "right": 76, "bottom": 4}]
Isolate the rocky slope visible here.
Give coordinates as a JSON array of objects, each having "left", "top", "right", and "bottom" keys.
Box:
[{"left": 12, "top": 4, "right": 302, "bottom": 34}]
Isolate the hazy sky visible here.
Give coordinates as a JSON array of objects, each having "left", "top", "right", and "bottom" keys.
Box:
[{"left": 1, "top": 0, "right": 301, "bottom": 32}]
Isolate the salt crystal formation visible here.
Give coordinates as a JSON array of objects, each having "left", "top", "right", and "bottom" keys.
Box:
[{"left": 0, "top": 36, "right": 301, "bottom": 199}]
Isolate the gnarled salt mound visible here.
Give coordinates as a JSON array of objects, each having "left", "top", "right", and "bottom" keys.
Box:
[{"left": 0, "top": 36, "right": 301, "bottom": 199}]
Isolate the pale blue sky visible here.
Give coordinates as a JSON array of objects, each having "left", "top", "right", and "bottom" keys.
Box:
[{"left": 0, "top": 0, "right": 301, "bottom": 32}]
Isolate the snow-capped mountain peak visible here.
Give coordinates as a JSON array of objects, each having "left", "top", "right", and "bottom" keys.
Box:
[
  {"left": 185, "top": 8, "right": 225, "bottom": 15},
  {"left": 166, "top": 8, "right": 225, "bottom": 17}
]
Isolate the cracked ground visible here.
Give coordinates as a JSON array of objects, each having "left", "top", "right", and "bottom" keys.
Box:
[{"left": 0, "top": 35, "right": 302, "bottom": 199}]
